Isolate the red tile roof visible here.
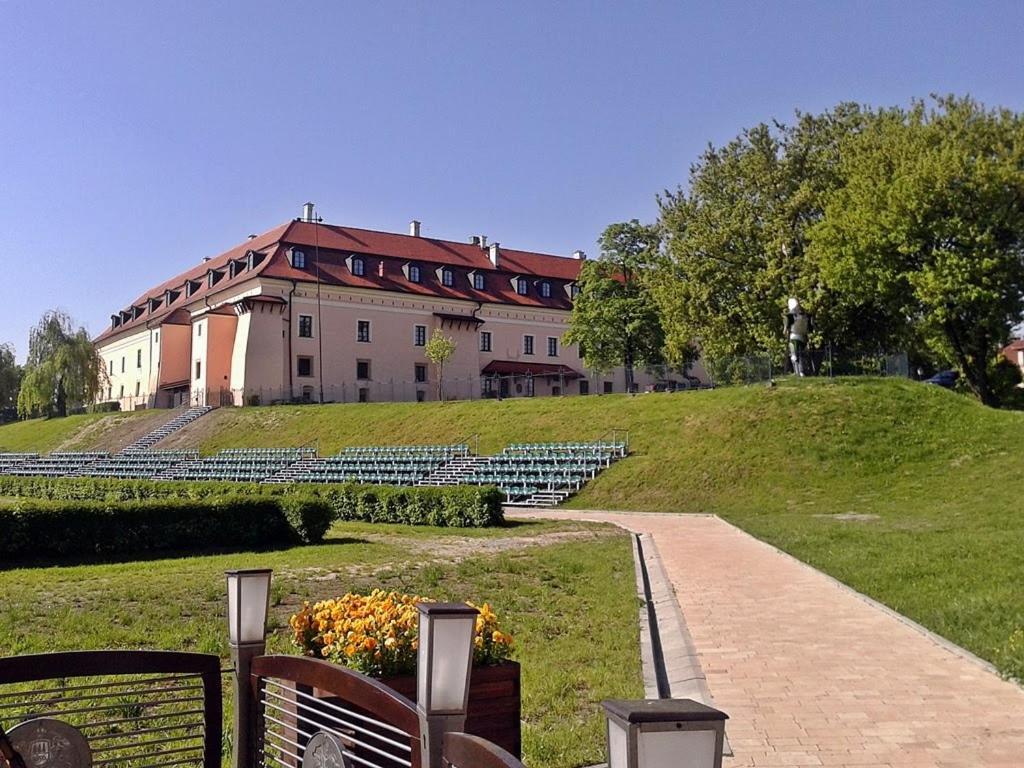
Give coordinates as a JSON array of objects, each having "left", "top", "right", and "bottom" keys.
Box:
[{"left": 96, "top": 219, "right": 586, "bottom": 345}]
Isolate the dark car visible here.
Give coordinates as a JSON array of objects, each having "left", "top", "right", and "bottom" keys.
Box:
[{"left": 924, "top": 370, "right": 959, "bottom": 389}]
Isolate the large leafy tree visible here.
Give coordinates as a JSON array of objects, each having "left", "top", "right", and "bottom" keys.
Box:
[
  {"left": 18, "top": 310, "right": 106, "bottom": 418},
  {"left": 809, "top": 96, "right": 1024, "bottom": 406},
  {"left": 564, "top": 220, "right": 668, "bottom": 392},
  {"left": 0, "top": 344, "right": 21, "bottom": 410},
  {"left": 653, "top": 104, "right": 893, "bottom": 365}
]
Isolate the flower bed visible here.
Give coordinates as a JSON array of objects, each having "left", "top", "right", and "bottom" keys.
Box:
[{"left": 290, "top": 591, "right": 521, "bottom": 757}]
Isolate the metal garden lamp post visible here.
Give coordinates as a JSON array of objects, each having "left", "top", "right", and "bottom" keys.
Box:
[
  {"left": 226, "top": 568, "right": 272, "bottom": 768},
  {"left": 602, "top": 699, "right": 728, "bottom": 768},
  {"left": 415, "top": 602, "right": 479, "bottom": 768}
]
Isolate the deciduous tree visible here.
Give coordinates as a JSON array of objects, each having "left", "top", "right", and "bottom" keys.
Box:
[
  {"left": 564, "top": 220, "right": 668, "bottom": 392},
  {"left": 809, "top": 96, "right": 1024, "bottom": 406},
  {"left": 424, "top": 329, "right": 457, "bottom": 402},
  {"left": 18, "top": 310, "right": 105, "bottom": 418},
  {"left": 0, "top": 344, "right": 21, "bottom": 411}
]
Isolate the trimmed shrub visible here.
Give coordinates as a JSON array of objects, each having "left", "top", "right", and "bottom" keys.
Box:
[
  {"left": 0, "top": 476, "right": 505, "bottom": 528},
  {"left": 0, "top": 496, "right": 296, "bottom": 561},
  {"left": 277, "top": 495, "right": 335, "bottom": 543}
]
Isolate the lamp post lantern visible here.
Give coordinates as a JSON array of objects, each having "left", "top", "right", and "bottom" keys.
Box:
[
  {"left": 415, "top": 602, "right": 478, "bottom": 768},
  {"left": 603, "top": 699, "right": 728, "bottom": 768},
  {"left": 226, "top": 568, "right": 273, "bottom": 768}
]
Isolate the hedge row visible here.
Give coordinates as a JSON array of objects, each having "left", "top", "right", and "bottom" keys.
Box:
[
  {"left": 0, "top": 476, "right": 505, "bottom": 528},
  {"left": 0, "top": 495, "right": 334, "bottom": 561}
]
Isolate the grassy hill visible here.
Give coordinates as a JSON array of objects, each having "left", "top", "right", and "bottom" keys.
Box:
[{"left": 2, "top": 379, "right": 1023, "bottom": 677}]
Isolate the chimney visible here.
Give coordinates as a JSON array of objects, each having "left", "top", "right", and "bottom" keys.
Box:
[
  {"left": 469, "top": 235, "right": 481, "bottom": 246},
  {"left": 488, "top": 242, "right": 500, "bottom": 267},
  {"left": 409, "top": 220, "right": 421, "bottom": 237},
  {"left": 480, "top": 235, "right": 488, "bottom": 249},
  {"left": 572, "top": 249, "right": 586, "bottom": 260},
  {"left": 302, "top": 202, "right": 316, "bottom": 223}
]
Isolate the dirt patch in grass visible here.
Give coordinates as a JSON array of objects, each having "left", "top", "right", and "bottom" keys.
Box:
[
  {"left": 57, "top": 410, "right": 174, "bottom": 453},
  {"left": 815, "top": 513, "right": 881, "bottom": 522}
]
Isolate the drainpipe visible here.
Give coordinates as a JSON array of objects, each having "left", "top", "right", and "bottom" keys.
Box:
[{"left": 287, "top": 280, "right": 298, "bottom": 398}]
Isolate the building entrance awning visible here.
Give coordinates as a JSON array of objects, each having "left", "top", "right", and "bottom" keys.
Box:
[{"left": 481, "top": 360, "right": 583, "bottom": 379}]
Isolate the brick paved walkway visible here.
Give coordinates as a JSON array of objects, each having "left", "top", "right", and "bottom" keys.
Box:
[{"left": 514, "top": 511, "right": 1024, "bottom": 768}]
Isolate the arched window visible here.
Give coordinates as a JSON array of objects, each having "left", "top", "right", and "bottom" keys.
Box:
[{"left": 351, "top": 256, "right": 365, "bottom": 276}]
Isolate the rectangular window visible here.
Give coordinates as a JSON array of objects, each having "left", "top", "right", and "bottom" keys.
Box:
[
  {"left": 352, "top": 257, "right": 365, "bottom": 276},
  {"left": 135, "top": 381, "right": 141, "bottom": 396},
  {"left": 194, "top": 361, "right": 201, "bottom": 380},
  {"left": 547, "top": 337, "right": 558, "bottom": 357},
  {"left": 473, "top": 272, "right": 485, "bottom": 290},
  {"left": 603, "top": 381, "right": 614, "bottom": 394},
  {"left": 579, "top": 380, "right": 590, "bottom": 395},
  {"left": 416, "top": 390, "right": 425, "bottom": 402},
  {"left": 415, "top": 364, "right": 427, "bottom": 383},
  {"left": 197, "top": 324, "right": 202, "bottom": 337},
  {"left": 358, "top": 387, "right": 369, "bottom": 403},
  {"left": 119, "top": 385, "right": 124, "bottom": 398},
  {"left": 480, "top": 331, "right": 492, "bottom": 352},
  {"left": 552, "top": 385, "right": 561, "bottom": 396},
  {"left": 357, "top": 360, "right": 371, "bottom": 380},
  {"left": 298, "top": 315, "right": 314, "bottom": 338},
  {"left": 109, "top": 360, "right": 114, "bottom": 375},
  {"left": 523, "top": 335, "right": 534, "bottom": 355},
  {"left": 516, "top": 277, "right": 528, "bottom": 295},
  {"left": 121, "top": 357, "right": 125, "bottom": 373},
  {"left": 357, "top": 320, "right": 371, "bottom": 343},
  {"left": 297, "top": 357, "right": 313, "bottom": 377},
  {"left": 137, "top": 349, "right": 142, "bottom": 368},
  {"left": 414, "top": 325, "right": 427, "bottom": 346}
]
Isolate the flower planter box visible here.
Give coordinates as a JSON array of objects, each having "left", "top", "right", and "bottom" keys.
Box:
[{"left": 290, "top": 661, "right": 521, "bottom": 762}]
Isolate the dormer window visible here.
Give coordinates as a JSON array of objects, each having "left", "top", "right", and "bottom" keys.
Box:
[
  {"left": 516, "top": 277, "right": 528, "bottom": 296},
  {"left": 165, "top": 289, "right": 180, "bottom": 305},
  {"left": 207, "top": 269, "right": 225, "bottom": 288},
  {"left": 291, "top": 249, "right": 307, "bottom": 269},
  {"left": 111, "top": 314, "right": 121, "bottom": 328},
  {"left": 539, "top": 280, "right": 552, "bottom": 298},
  {"left": 441, "top": 267, "right": 454, "bottom": 287},
  {"left": 408, "top": 264, "right": 421, "bottom": 283},
  {"left": 148, "top": 297, "right": 162, "bottom": 313},
  {"left": 473, "top": 272, "right": 485, "bottom": 291},
  {"left": 185, "top": 280, "right": 200, "bottom": 298},
  {"left": 351, "top": 256, "right": 365, "bottom": 276},
  {"left": 131, "top": 306, "right": 143, "bottom": 320},
  {"left": 567, "top": 282, "right": 580, "bottom": 300}
]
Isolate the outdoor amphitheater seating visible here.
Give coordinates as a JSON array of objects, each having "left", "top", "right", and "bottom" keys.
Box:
[
  {"left": 79, "top": 450, "right": 201, "bottom": 479},
  {"left": 168, "top": 447, "right": 316, "bottom": 483},
  {"left": 0, "top": 453, "right": 40, "bottom": 474},
  {"left": 464, "top": 440, "right": 626, "bottom": 499},
  {"left": 290, "top": 443, "right": 468, "bottom": 485},
  {"left": 6, "top": 452, "right": 111, "bottom": 477}
]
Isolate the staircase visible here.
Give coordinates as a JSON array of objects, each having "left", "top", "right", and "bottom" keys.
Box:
[
  {"left": 416, "top": 456, "right": 490, "bottom": 486},
  {"left": 262, "top": 457, "right": 322, "bottom": 484},
  {"left": 121, "top": 406, "right": 214, "bottom": 453},
  {"left": 510, "top": 489, "right": 573, "bottom": 508}
]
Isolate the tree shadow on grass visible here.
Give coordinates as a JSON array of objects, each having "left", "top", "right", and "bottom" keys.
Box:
[{"left": 0, "top": 537, "right": 370, "bottom": 571}]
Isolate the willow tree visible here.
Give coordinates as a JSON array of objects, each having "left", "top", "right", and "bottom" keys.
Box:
[{"left": 18, "top": 310, "right": 106, "bottom": 418}]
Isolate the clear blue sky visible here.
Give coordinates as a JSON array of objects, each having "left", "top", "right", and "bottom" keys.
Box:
[{"left": 2, "top": 1, "right": 1023, "bottom": 361}]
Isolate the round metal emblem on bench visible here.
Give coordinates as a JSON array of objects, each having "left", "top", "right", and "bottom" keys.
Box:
[
  {"left": 7, "top": 719, "right": 91, "bottom": 768},
  {"left": 303, "top": 731, "right": 350, "bottom": 768}
]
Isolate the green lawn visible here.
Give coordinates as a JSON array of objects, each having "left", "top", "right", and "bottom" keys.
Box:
[
  {"left": 0, "top": 519, "right": 641, "bottom": 768},
  {"left": 4, "top": 378, "right": 1023, "bottom": 679}
]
